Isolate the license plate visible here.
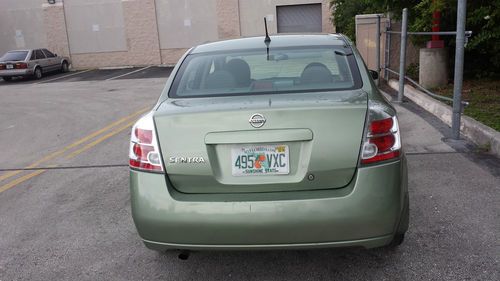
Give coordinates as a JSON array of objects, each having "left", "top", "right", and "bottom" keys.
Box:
[
  {"left": 6, "top": 64, "right": 13, "bottom": 69},
  {"left": 231, "top": 144, "right": 289, "bottom": 176}
]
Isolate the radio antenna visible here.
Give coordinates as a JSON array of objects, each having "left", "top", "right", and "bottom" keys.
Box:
[
  {"left": 264, "top": 17, "right": 271, "bottom": 43},
  {"left": 264, "top": 17, "right": 271, "bottom": 60}
]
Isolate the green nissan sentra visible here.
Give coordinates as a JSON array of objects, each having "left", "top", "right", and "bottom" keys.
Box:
[{"left": 129, "top": 34, "right": 408, "bottom": 252}]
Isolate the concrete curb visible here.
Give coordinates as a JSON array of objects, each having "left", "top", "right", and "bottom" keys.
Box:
[{"left": 388, "top": 79, "right": 500, "bottom": 158}]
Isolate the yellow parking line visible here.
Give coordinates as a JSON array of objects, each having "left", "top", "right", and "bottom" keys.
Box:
[
  {"left": 56, "top": 106, "right": 149, "bottom": 152},
  {"left": 65, "top": 119, "right": 137, "bottom": 159},
  {"left": 0, "top": 170, "right": 24, "bottom": 182},
  {"left": 0, "top": 106, "right": 149, "bottom": 184},
  {"left": 0, "top": 169, "right": 46, "bottom": 194},
  {"left": 0, "top": 116, "right": 135, "bottom": 193}
]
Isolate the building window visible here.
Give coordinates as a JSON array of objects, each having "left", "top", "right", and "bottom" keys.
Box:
[{"left": 277, "top": 4, "right": 322, "bottom": 33}]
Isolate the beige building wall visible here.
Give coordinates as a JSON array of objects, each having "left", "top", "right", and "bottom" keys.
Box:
[
  {"left": 64, "top": 0, "right": 128, "bottom": 54},
  {"left": 0, "top": 0, "right": 47, "bottom": 55},
  {"left": 238, "top": 0, "right": 333, "bottom": 36},
  {"left": 216, "top": 0, "right": 241, "bottom": 39},
  {"left": 155, "top": 0, "right": 219, "bottom": 49},
  {"left": 160, "top": 48, "right": 189, "bottom": 65},
  {"left": 43, "top": 1, "right": 71, "bottom": 58},
  {"left": 69, "top": 0, "right": 162, "bottom": 68},
  {"left": 0, "top": 0, "right": 334, "bottom": 68},
  {"left": 155, "top": 0, "right": 221, "bottom": 65}
]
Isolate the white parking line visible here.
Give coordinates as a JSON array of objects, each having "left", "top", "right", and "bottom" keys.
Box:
[
  {"left": 105, "top": 66, "right": 151, "bottom": 81},
  {"left": 35, "top": 69, "right": 93, "bottom": 84}
]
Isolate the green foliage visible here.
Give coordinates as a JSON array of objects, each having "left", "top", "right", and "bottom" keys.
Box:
[
  {"left": 330, "top": 0, "right": 423, "bottom": 40},
  {"left": 435, "top": 79, "right": 500, "bottom": 131},
  {"left": 411, "top": 0, "right": 500, "bottom": 76},
  {"left": 464, "top": 1, "right": 500, "bottom": 76},
  {"left": 406, "top": 63, "right": 420, "bottom": 80},
  {"left": 331, "top": 0, "right": 500, "bottom": 77},
  {"left": 329, "top": 0, "right": 381, "bottom": 40}
]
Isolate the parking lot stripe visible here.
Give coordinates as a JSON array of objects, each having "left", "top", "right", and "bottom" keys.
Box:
[
  {"left": 35, "top": 69, "right": 93, "bottom": 84},
  {"left": 0, "top": 106, "right": 149, "bottom": 184},
  {"left": 65, "top": 119, "right": 137, "bottom": 159},
  {"left": 0, "top": 169, "right": 46, "bottom": 194},
  {"left": 105, "top": 66, "right": 151, "bottom": 81}
]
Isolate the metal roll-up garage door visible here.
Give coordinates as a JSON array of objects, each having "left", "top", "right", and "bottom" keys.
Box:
[{"left": 277, "top": 4, "right": 322, "bottom": 33}]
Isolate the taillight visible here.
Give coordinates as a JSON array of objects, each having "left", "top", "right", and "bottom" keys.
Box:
[
  {"left": 361, "top": 116, "right": 401, "bottom": 165},
  {"left": 129, "top": 112, "right": 164, "bottom": 173},
  {"left": 0, "top": 64, "right": 5, "bottom": 70},
  {"left": 14, "top": 63, "right": 27, "bottom": 69}
]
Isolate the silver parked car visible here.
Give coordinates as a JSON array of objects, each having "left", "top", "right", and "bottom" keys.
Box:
[{"left": 0, "top": 49, "right": 71, "bottom": 81}]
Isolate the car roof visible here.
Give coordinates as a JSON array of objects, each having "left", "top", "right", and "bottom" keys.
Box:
[{"left": 191, "top": 34, "right": 348, "bottom": 54}]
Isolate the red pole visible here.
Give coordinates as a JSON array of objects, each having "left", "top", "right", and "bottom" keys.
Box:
[
  {"left": 427, "top": 0, "right": 445, "bottom": 48},
  {"left": 432, "top": 10, "right": 441, "bottom": 41}
]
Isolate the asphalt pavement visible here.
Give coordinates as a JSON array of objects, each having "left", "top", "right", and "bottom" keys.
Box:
[
  {"left": 0, "top": 74, "right": 498, "bottom": 281},
  {"left": 0, "top": 66, "right": 172, "bottom": 85}
]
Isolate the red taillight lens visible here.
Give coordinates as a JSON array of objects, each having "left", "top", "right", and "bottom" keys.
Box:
[
  {"left": 129, "top": 113, "right": 164, "bottom": 173},
  {"left": 361, "top": 150, "right": 400, "bottom": 164},
  {"left": 0, "top": 64, "right": 5, "bottom": 70},
  {"left": 370, "top": 118, "right": 393, "bottom": 135},
  {"left": 370, "top": 134, "right": 395, "bottom": 152},
  {"left": 135, "top": 128, "right": 153, "bottom": 144},
  {"left": 132, "top": 143, "right": 154, "bottom": 160},
  {"left": 14, "top": 63, "right": 27, "bottom": 69},
  {"left": 361, "top": 116, "right": 401, "bottom": 165}
]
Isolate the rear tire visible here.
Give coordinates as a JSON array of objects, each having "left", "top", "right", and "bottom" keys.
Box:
[
  {"left": 389, "top": 233, "right": 405, "bottom": 247},
  {"left": 388, "top": 194, "right": 409, "bottom": 248},
  {"left": 2, "top": 77, "right": 12, "bottom": 82},
  {"left": 34, "top": 67, "right": 42, "bottom": 80},
  {"left": 61, "top": 61, "right": 69, "bottom": 73}
]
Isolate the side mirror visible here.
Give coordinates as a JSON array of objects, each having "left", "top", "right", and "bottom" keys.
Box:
[
  {"left": 54, "top": 54, "right": 58, "bottom": 57},
  {"left": 369, "top": 70, "right": 379, "bottom": 80}
]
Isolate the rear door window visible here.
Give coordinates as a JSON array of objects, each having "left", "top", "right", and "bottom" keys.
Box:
[
  {"left": 34, "top": 50, "right": 46, "bottom": 60},
  {"left": 42, "top": 49, "right": 56, "bottom": 58},
  {"left": 170, "top": 47, "right": 361, "bottom": 98}
]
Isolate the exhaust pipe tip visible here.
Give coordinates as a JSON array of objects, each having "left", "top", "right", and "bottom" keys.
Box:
[{"left": 178, "top": 250, "right": 190, "bottom": 260}]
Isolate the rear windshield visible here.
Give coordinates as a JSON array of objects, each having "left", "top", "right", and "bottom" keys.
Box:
[
  {"left": 169, "top": 46, "right": 362, "bottom": 98},
  {"left": 1, "top": 51, "right": 28, "bottom": 61}
]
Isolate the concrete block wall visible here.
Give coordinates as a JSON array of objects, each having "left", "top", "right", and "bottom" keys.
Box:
[
  {"left": 216, "top": 0, "right": 241, "bottom": 39},
  {"left": 321, "top": 1, "right": 334, "bottom": 33},
  {"left": 160, "top": 48, "right": 189, "bottom": 66},
  {"left": 36, "top": 0, "right": 335, "bottom": 69},
  {"left": 71, "top": 0, "right": 162, "bottom": 68},
  {"left": 43, "top": 2, "right": 70, "bottom": 58}
]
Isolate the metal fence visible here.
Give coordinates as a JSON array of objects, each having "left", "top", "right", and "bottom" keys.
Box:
[{"left": 375, "top": 0, "right": 471, "bottom": 140}]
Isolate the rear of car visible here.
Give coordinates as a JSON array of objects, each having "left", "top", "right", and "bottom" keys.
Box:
[
  {"left": 129, "top": 34, "right": 408, "bottom": 251},
  {"left": 0, "top": 50, "right": 31, "bottom": 80},
  {"left": 0, "top": 49, "right": 70, "bottom": 81}
]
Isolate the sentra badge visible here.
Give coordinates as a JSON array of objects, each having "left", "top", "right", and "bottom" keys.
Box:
[{"left": 169, "top": 157, "right": 206, "bottom": 164}]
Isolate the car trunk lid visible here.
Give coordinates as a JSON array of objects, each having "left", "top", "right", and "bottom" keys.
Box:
[{"left": 154, "top": 90, "right": 367, "bottom": 194}]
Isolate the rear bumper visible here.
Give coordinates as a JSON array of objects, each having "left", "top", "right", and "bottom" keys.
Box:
[
  {"left": 0, "top": 69, "right": 32, "bottom": 77},
  {"left": 142, "top": 235, "right": 394, "bottom": 251},
  {"left": 130, "top": 158, "right": 407, "bottom": 250}
]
